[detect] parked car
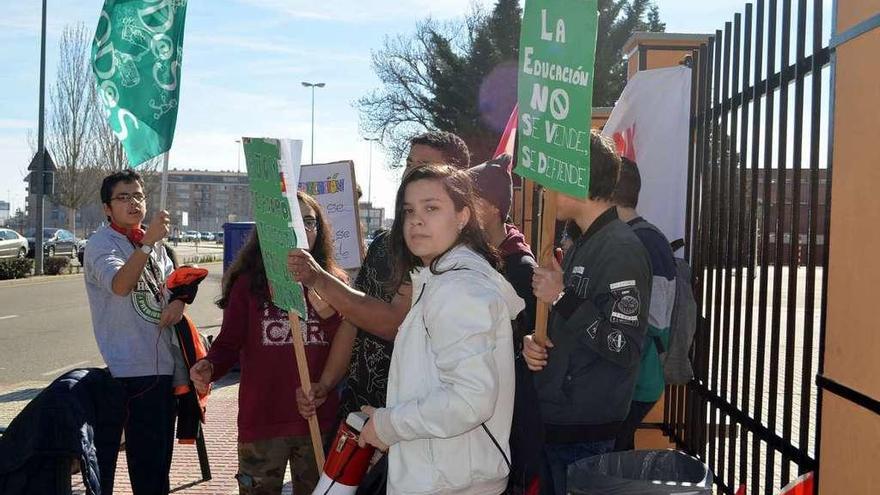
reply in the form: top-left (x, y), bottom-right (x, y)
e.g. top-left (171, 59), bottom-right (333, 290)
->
top-left (184, 230), bottom-right (201, 242)
top-left (200, 232), bottom-right (214, 241)
top-left (24, 228), bottom-right (78, 258)
top-left (0, 228), bottom-right (28, 259)
top-left (214, 232), bottom-right (224, 244)
top-left (76, 231), bottom-right (95, 266)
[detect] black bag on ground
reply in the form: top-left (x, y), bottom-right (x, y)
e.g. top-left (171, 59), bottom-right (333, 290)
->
top-left (567, 450), bottom-right (713, 495)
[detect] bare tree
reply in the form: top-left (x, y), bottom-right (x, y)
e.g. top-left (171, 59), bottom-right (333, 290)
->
top-left (46, 23), bottom-right (103, 233)
top-left (88, 82), bottom-right (161, 215)
top-left (357, 12), bottom-right (487, 166)
top-left (357, 20), bottom-right (444, 166)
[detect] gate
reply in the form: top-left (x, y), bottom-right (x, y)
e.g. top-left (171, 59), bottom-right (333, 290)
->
top-left (664, 1), bottom-right (833, 493)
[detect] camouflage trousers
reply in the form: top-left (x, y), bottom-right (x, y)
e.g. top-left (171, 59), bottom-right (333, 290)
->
top-left (237, 435), bottom-right (328, 495)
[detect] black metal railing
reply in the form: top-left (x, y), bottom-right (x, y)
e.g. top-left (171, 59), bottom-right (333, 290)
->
top-left (664, 1), bottom-right (832, 493)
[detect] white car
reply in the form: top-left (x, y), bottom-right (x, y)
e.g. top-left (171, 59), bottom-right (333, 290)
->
top-left (0, 228), bottom-right (29, 259)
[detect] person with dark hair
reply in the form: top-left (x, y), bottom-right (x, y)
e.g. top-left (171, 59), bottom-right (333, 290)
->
top-left (611, 157), bottom-right (677, 452)
top-left (355, 164), bottom-right (522, 493)
top-left (189, 192), bottom-right (354, 495)
top-left (83, 169), bottom-right (178, 494)
top-left (407, 130), bottom-right (471, 169)
top-left (522, 131), bottom-right (653, 495)
top-left (469, 155), bottom-right (543, 492)
top-left (287, 132), bottom-right (470, 424)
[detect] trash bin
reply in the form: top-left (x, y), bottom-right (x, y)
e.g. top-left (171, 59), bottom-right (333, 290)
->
top-left (222, 222), bottom-right (255, 271)
top-left (567, 450), bottom-right (713, 495)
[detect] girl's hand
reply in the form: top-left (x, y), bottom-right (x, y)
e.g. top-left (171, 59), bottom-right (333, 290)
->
top-left (357, 406), bottom-right (389, 451)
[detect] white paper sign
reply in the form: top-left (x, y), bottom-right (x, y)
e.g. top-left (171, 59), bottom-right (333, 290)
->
top-left (278, 139), bottom-right (309, 250)
top-left (298, 161), bottom-right (364, 270)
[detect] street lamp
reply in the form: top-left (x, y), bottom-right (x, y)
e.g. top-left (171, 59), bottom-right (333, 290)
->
top-left (363, 137), bottom-right (380, 204)
top-left (234, 139), bottom-right (241, 173)
top-left (301, 81), bottom-right (326, 165)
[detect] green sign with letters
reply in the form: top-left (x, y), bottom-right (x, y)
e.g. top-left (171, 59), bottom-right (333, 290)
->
top-left (514, 0), bottom-right (598, 197)
top-left (243, 138), bottom-right (306, 317)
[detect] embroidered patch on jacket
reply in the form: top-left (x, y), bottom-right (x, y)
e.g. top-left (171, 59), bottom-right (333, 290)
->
top-left (568, 274), bottom-right (589, 298)
top-left (609, 280), bottom-right (636, 290)
top-left (585, 320), bottom-right (599, 340)
top-left (610, 284), bottom-right (641, 327)
top-left (607, 329), bottom-right (627, 353)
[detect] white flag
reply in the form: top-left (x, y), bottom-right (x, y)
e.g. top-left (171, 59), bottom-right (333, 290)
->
top-left (602, 66), bottom-right (692, 250)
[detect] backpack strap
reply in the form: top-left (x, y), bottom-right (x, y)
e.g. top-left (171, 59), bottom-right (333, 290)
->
top-left (481, 423), bottom-right (512, 471)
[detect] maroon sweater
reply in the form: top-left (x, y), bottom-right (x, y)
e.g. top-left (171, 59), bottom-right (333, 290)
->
top-left (208, 274), bottom-right (341, 442)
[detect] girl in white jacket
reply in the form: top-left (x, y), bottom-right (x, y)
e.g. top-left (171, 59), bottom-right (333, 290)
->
top-left (358, 164), bottom-right (525, 494)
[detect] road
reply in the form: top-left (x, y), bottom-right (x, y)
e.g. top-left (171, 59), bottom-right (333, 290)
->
top-left (0, 263), bottom-right (225, 388)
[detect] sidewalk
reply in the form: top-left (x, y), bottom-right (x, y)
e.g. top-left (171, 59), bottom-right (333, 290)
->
top-left (0, 374), bottom-right (301, 495)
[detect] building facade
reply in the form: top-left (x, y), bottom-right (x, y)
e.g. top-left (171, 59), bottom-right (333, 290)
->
top-left (358, 201), bottom-right (385, 238)
top-left (0, 201), bottom-right (9, 225)
top-left (165, 170), bottom-right (252, 232)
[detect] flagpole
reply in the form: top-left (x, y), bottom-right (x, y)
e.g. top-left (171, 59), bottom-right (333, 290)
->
top-left (159, 152), bottom-right (170, 211)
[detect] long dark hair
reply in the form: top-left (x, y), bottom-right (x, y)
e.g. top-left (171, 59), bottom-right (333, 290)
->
top-left (217, 191), bottom-right (345, 309)
top-left (217, 230), bottom-right (268, 309)
top-left (388, 164), bottom-right (500, 291)
top-left (297, 191), bottom-right (345, 281)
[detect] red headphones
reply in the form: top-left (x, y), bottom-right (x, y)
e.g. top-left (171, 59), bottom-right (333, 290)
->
top-left (110, 223), bottom-right (146, 245)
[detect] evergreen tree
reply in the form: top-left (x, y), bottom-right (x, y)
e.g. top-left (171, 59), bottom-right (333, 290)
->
top-left (358, 0), bottom-right (663, 166)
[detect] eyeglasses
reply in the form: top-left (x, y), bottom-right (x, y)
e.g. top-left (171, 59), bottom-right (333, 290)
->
top-left (303, 217), bottom-right (318, 232)
top-left (111, 193), bottom-right (146, 204)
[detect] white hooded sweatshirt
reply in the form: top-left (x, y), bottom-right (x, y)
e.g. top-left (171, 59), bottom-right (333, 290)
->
top-left (372, 245), bottom-right (525, 494)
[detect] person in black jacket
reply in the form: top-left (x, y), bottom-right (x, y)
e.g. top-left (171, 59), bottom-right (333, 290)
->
top-left (523, 131), bottom-right (652, 495)
top-left (468, 155), bottom-right (543, 493)
top-left (0, 368), bottom-right (125, 495)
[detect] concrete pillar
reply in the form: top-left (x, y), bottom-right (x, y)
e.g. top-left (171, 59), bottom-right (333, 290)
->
top-left (623, 32), bottom-right (711, 80)
top-left (818, 1), bottom-right (880, 492)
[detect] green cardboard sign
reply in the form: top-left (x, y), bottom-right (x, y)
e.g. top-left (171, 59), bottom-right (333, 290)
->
top-left (243, 138), bottom-right (306, 317)
top-left (514, 0), bottom-right (598, 198)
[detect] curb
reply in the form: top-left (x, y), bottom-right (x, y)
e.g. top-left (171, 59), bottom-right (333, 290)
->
top-left (0, 272), bottom-right (84, 288)
top-left (0, 261), bottom-right (223, 289)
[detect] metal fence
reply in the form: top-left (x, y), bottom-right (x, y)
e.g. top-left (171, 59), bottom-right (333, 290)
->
top-left (663, 0), bottom-right (832, 493)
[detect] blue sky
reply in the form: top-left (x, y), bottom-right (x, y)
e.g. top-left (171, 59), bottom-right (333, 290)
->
top-left (0, 0), bottom-right (830, 217)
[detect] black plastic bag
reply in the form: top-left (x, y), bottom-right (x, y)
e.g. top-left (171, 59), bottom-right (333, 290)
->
top-left (567, 450), bottom-right (713, 494)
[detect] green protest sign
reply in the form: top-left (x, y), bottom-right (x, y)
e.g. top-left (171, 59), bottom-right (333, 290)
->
top-left (513, 0), bottom-right (598, 198)
top-left (91, 0), bottom-right (188, 167)
top-left (243, 138), bottom-right (307, 317)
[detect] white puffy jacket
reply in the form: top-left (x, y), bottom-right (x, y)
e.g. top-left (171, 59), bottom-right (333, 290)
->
top-left (372, 245), bottom-right (525, 494)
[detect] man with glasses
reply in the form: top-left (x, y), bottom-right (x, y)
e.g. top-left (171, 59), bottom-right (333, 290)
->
top-left (84, 169), bottom-right (179, 494)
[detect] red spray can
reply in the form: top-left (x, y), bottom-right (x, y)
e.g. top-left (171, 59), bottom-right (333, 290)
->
top-left (312, 412), bottom-right (376, 494)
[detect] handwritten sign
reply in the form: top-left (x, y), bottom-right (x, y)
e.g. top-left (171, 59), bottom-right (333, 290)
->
top-left (514, 0), bottom-right (598, 197)
top-left (298, 161), bottom-right (364, 270)
top-left (242, 137), bottom-right (307, 317)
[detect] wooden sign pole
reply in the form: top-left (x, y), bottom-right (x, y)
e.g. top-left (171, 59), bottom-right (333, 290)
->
top-left (288, 312), bottom-right (326, 476)
top-left (533, 188), bottom-right (557, 347)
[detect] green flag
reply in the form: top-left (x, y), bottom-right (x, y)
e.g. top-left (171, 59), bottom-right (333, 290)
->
top-left (243, 138), bottom-right (308, 318)
top-left (91, 0), bottom-right (188, 167)
top-left (514, 0), bottom-right (598, 197)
